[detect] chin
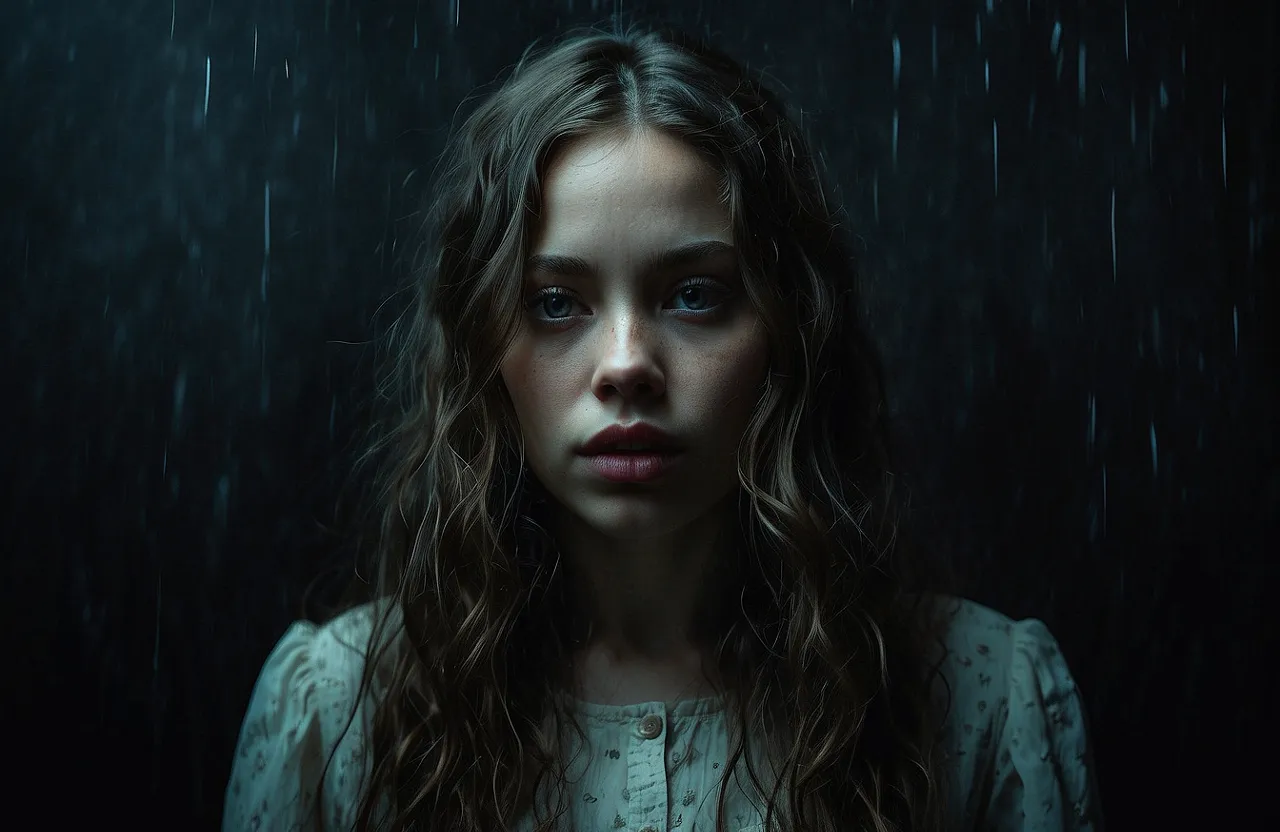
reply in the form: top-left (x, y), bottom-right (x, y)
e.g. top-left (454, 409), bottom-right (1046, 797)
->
top-left (586, 489), bottom-right (730, 539)
top-left (582, 500), bottom-right (690, 533)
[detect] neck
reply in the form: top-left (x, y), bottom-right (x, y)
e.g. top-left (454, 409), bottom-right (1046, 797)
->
top-left (553, 494), bottom-right (738, 661)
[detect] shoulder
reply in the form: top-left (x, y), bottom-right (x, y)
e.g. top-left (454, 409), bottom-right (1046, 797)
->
top-left (223, 600), bottom-right (399, 831)
top-left (933, 595), bottom-right (1077, 716)
top-left (253, 600), bottom-right (395, 725)
top-left (929, 595), bottom-right (1104, 830)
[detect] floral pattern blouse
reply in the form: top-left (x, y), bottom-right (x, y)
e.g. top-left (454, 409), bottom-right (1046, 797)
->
top-left (223, 596), bottom-right (1103, 831)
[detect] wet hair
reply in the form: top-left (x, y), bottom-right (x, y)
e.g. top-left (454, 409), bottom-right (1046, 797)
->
top-left (315, 22), bottom-right (958, 832)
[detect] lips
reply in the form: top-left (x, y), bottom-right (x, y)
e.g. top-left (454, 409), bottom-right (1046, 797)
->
top-left (582, 449), bottom-right (685, 483)
top-left (596, 444), bottom-right (677, 453)
top-left (577, 422), bottom-right (683, 456)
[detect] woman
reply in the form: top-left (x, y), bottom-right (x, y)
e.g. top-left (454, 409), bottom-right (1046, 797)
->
top-left (224, 24), bottom-right (1102, 832)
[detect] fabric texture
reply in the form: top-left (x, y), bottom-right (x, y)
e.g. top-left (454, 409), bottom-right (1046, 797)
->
top-left (223, 596), bottom-right (1102, 831)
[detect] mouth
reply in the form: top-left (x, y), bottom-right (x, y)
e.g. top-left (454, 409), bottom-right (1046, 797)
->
top-left (577, 422), bottom-right (685, 456)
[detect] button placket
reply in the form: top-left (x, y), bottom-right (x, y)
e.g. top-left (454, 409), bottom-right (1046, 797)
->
top-left (625, 706), bottom-right (671, 832)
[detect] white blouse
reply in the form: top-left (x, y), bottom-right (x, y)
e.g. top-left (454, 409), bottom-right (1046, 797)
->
top-left (224, 596), bottom-right (1102, 831)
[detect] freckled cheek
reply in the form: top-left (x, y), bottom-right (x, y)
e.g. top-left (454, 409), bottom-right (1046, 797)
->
top-left (693, 337), bottom-right (769, 438)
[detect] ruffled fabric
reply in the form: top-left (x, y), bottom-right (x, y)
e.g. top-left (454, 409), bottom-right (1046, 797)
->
top-left (982, 617), bottom-right (1104, 830)
top-left (223, 608), bottom-right (381, 831)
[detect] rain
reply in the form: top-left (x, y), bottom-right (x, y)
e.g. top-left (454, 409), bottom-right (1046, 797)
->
top-left (1, 1), bottom-right (1271, 829)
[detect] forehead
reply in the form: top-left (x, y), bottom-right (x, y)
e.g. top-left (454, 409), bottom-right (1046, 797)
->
top-left (530, 129), bottom-right (731, 256)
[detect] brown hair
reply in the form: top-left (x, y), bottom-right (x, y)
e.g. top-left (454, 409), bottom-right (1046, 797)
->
top-left (315, 22), bottom-right (959, 832)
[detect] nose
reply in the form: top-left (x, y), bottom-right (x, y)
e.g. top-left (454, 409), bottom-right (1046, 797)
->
top-left (590, 318), bottom-right (667, 402)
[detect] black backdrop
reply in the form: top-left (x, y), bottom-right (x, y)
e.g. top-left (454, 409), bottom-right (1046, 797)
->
top-left (2, 0), bottom-right (1276, 828)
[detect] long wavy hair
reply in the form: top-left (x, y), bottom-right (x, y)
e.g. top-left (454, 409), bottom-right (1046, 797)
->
top-left (313, 22), bottom-right (960, 832)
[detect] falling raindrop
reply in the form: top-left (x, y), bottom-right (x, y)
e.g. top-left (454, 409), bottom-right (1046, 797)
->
top-left (975, 14), bottom-right (982, 46)
top-left (1102, 466), bottom-right (1108, 536)
top-left (892, 110), bottom-right (899, 170)
top-left (1078, 43), bottom-right (1087, 106)
top-left (1222, 84), bottom-right (1228, 188)
top-left (1110, 188), bottom-right (1117, 281)
top-left (1050, 21), bottom-right (1062, 55)
top-left (1123, 1), bottom-right (1129, 62)
top-left (262, 181), bottom-right (271, 300)
top-left (203, 57), bottom-right (211, 120)
top-left (1087, 394), bottom-right (1097, 449)
top-left (1233, 306), bottom-right (1239, 355)
top-left (992, 119), bottom-right (999, 196)
top-left (252, 27), bottom-right (258, 76)
top-left (892, 35), bottom-right (901, 91)
top-left (984, 60), bottom-right (989, 93)
top-left (332, 130), bottom-right (339, 189)
top-left (172, 370), bottom-right (188, 433)
top-left (1149, 422), bottom-right (1159, 478)
top-left (872, 169), bottom-right (880, 225)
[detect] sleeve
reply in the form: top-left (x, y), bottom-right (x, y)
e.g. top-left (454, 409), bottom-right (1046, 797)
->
top-left (981, 619), bottom-right (1104, 832)
top-left (222, 620), bottom-right (370, 832)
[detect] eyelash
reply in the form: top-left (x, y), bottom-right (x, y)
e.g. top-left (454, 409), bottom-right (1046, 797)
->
top-left (525, 277), bottom-right (731, 324)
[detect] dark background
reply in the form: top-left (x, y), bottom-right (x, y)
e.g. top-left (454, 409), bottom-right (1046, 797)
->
top-left (2, 0), bottom-right (1275, 828)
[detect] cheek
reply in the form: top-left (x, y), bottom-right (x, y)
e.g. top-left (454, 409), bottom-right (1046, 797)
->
top-left (698, 330), bottom-right (769, 422)
top-left (500, 348), bottom-right (573, 448)
top-left (499, 349), bottom-right (538, 433)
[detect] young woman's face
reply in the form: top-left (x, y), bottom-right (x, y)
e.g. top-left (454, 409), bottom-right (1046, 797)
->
top-left (500, 128), bottom-right (769, 545)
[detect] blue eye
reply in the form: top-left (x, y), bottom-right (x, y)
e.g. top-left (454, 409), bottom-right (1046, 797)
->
top-left (534, 292), bottom-right (577, 320)
top-left (526, 277), bottom-right (730, 323)
top-left (673, 283), bottom-right (717, 311)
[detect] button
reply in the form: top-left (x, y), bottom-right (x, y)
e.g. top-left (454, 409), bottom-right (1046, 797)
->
top-left (638, 714), bottom-right (663, 739)
top-left (640, 827), bottom-right (658, 832)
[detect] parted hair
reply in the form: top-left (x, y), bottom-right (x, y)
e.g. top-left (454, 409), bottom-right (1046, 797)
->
top-left (314, 22), bottom-right (958, 832)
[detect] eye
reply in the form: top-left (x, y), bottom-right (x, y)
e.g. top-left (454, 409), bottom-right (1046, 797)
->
top-left (525, 277), bottom-right (732, 323)
top-left (531, 290), bottom-right (577, 320)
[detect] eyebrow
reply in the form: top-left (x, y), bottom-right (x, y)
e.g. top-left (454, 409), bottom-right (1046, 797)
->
top-left (524, 239), bottom-right (737, 278)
